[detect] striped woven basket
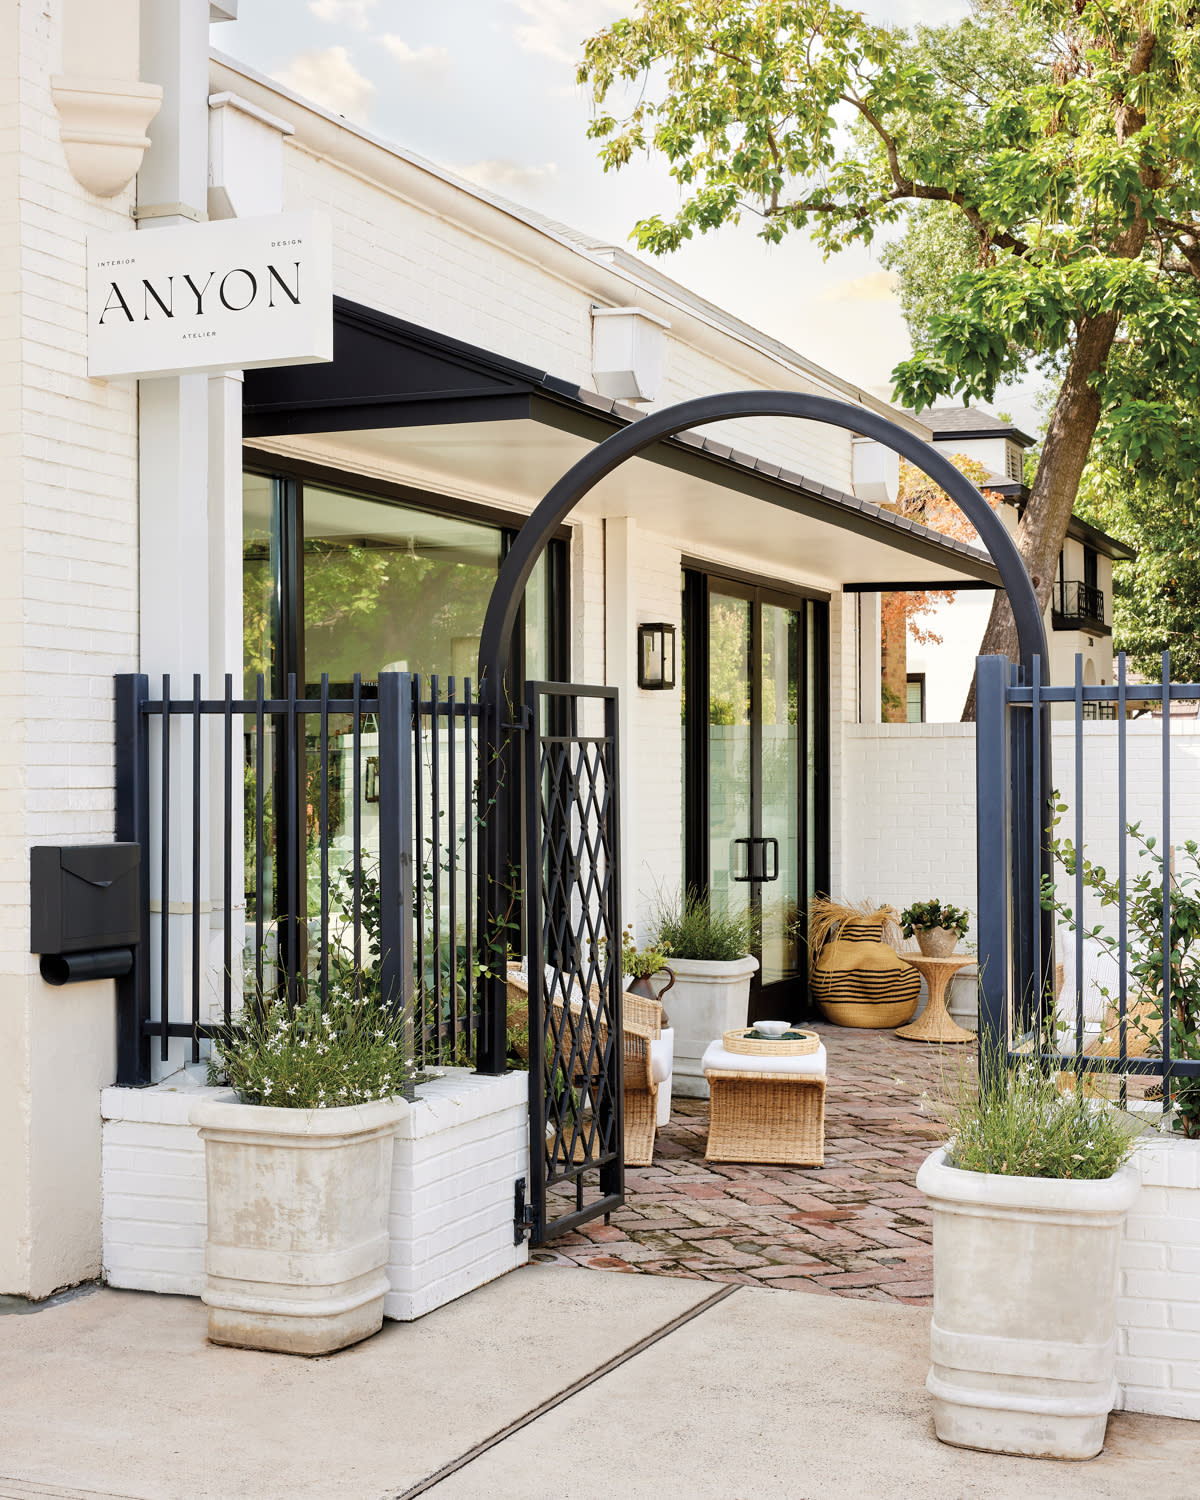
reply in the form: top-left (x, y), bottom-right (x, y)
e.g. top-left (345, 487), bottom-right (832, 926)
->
top-left (810, 915), bottom-right (921, 1028)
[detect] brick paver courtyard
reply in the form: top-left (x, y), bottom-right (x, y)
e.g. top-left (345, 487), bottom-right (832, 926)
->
top-left (534, 1021), bottom-right (975, 1305)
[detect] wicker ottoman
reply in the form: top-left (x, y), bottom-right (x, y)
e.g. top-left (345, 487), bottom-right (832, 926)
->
top-left (701, 1038), bottom-right (827, 1167)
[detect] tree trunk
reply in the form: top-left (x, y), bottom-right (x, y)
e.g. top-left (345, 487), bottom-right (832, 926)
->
top-left (959, 311), bottom-right (1121, 721)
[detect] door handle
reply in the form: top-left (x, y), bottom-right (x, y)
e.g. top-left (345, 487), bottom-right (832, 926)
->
top-left (731, 837), bottom-right (779, 883)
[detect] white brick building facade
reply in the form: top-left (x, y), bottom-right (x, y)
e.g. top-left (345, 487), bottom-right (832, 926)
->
top-left (6, 10), bottom-right (1196, 1432)
top-left (0, 0), bottom-right (141, 1299)
top-left (0, 6), bottom-right (1074, 1303)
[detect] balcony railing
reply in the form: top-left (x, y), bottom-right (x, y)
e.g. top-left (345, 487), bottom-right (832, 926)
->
top-left (1052, 579), bottom-right (1106, 630)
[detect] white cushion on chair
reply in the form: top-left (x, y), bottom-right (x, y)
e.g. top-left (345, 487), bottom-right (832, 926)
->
top-left (650, 1030), bottom-right (674, 1085)
top-left (701, 1039), bottom-right (827, 1077)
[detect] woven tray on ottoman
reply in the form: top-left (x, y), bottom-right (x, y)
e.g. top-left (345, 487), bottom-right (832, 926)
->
top-left (701, 1037), bottom-right (827, 1167)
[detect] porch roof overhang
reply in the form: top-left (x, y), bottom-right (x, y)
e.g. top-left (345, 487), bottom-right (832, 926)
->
top-left (243, 299), bottom-right (1001, 592)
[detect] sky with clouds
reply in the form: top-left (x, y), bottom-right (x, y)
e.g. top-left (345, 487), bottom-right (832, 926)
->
top-left (211, 0), bottom-right (1041, 427)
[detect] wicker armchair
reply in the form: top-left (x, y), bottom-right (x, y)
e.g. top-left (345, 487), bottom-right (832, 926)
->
top-left (621, 991), bottom-right (664, 1167)
top-left (506, 964), bottom-right (663, 1166)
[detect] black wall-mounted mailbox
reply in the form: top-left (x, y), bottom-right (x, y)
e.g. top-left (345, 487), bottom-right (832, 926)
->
top-left (31, 844), bottom-right (141, 985)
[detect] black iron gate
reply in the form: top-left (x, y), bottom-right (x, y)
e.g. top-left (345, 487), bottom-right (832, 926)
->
top-left (520, 680), bottom-right (624, 1244)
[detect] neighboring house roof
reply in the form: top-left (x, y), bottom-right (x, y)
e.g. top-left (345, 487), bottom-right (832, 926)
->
top-left (970, 470), bottom-right (1135, 562)
top-left (1067, 512), bottom-right (1137, 563)
top-left (907, 404), bottom-right (1038, 449)
top-left (904, 406), bottom-right (1136, 563)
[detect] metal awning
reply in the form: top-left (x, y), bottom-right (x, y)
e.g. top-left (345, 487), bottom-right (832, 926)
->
top-left (243, 298), bottom-right (1001, 592)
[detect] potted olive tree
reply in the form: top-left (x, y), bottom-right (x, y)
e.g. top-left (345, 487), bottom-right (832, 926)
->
top-left (917, 1051), bottom-right (1142, 1460)
top-left (648, 890), bottom-right (757, 1098)
top-left (193, 983), bottom-right (411, 1357)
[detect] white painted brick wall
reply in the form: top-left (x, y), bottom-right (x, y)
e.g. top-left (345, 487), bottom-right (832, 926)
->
top-left (101, 1078), bottom-right (214, 1297)
top-left (1, 0), bottom-right (140, 1297)
top-left (1116, 1137), bottom-right (1200, 1420)
top-left (841, 720), bottom-right (1200, 1023)
top-left (844, 721), bottom-right (1200, 927)
top-left (264, 81), bottom-right (861, 494)
top-left (386, 1069), bottom-right (528, 1321)
top-left (101, 1070), bottom-right (529, 1320)
top-left (625, 527), bottom-right (684, 933)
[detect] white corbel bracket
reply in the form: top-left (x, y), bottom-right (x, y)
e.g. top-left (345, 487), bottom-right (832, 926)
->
top-left (51, 76), bottom-right (163, 198)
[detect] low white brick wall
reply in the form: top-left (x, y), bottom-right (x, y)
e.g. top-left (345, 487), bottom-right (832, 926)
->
top-left (385, 1069), bottom-right (528, 1321)
top-left (1116, 1136), bottom-right (1200, 1420)
top-left (101, 1069), bottom-right (529, 1319)
top-left (101, 1075), bottom-right (211, 1296)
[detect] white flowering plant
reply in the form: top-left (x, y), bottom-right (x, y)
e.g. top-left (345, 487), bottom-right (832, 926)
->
top-left (207, 981), bottom-right (412, 1109)
top-left (934, 1040), bottom-right (1142, 1181)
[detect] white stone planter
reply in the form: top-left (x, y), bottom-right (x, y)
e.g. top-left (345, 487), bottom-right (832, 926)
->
top-left (917, 1145), bottom-right (1141, 1459)
top-left (193, 1095), bottom-right (409, 1356)
top-left (947, 973), bottom-right (979, 1031)
top-left (668, 955), bottom-right (758, 1099)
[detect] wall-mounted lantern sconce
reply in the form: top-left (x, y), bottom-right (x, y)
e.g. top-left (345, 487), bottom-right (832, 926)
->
top-left (637, 622), bottom-right (676, 691)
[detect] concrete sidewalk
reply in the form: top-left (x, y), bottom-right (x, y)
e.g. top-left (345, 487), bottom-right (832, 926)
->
top-left (1, 1266), bottom-right (1194, 1500)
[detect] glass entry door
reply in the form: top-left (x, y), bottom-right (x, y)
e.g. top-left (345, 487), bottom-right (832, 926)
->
top-left (685, 573), bottom-right (828, 1021)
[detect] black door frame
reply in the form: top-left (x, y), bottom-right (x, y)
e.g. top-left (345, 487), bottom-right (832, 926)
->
top-left (682, 567), bottom-right (830, 1017)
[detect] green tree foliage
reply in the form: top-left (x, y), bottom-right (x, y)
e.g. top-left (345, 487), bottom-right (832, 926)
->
top-left (1075, 460), bottom-right (1200, 682)
top-left (580, 0), bottom-right (1200, 705)
top-left (878, 204), bottom-right (978, 354)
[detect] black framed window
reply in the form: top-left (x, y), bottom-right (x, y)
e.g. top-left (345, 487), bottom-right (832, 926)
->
top-left (1083, 544), bottom-right (1099, 595)
top-left (906, 673), bottom-right (926, 724)
top-left (242, 458), bottom-right (569, 695)
top-left (240, 456), bottom-right (570, 955)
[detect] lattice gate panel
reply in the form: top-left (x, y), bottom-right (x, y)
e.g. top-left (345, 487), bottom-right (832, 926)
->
top-left (523, 681), bottom-right (623, 1244)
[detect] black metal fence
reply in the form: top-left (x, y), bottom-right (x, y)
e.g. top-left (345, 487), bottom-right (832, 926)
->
top-left (976, 650), bottom-right (1200, 1115)
top-left (115, 671), bottom-right (480, 1086)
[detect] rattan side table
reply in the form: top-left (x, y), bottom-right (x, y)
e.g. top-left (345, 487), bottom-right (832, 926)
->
top-left (894, 953), bottom-right (976, 1044)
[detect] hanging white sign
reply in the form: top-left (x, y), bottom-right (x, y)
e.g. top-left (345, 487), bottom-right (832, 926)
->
top-left (87, 210), bottom-right (333, 379)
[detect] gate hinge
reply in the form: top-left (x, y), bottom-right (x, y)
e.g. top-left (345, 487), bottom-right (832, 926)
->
top-left (514, 1176), bottom-right (536, 1244)
top-left (502, 706), bottom-right (533, 733)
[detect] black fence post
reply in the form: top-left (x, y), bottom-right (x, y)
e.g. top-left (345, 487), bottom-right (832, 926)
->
top-left (476, 677), bottom-right (511, 1075)
top-left (975, 655), bottom-right (1011, 1084)
top-left (378, 672), bottom-right (416, 1097)
top-left (115, 673), bottom-right (151, 1086)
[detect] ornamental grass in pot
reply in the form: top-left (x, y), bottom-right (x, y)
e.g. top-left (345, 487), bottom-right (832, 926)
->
top-left (917, 1048), bottom-right (1142, 1460)
top-left (648, 890), bottom-right (757, 1098)
top-left (194, 984), bottom-right (412, 1356)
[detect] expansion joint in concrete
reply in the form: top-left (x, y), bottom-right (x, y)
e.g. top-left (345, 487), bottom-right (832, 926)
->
top-left (386, 1282), bottom-right (739, 1499)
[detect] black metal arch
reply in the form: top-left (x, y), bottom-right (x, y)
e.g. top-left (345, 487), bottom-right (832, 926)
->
top-left (478, 391), bottom-right (1048, 686)
top-left (475, 392), bottom-right (1048, 1075)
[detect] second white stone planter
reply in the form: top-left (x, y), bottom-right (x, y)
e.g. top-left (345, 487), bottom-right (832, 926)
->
top-left (668, 954), bottom-right (759, 1098)
top-left (917, 1145), bottom-right (1140, 1460)
top-left (193, 1095), bottom-right (409, 1356)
